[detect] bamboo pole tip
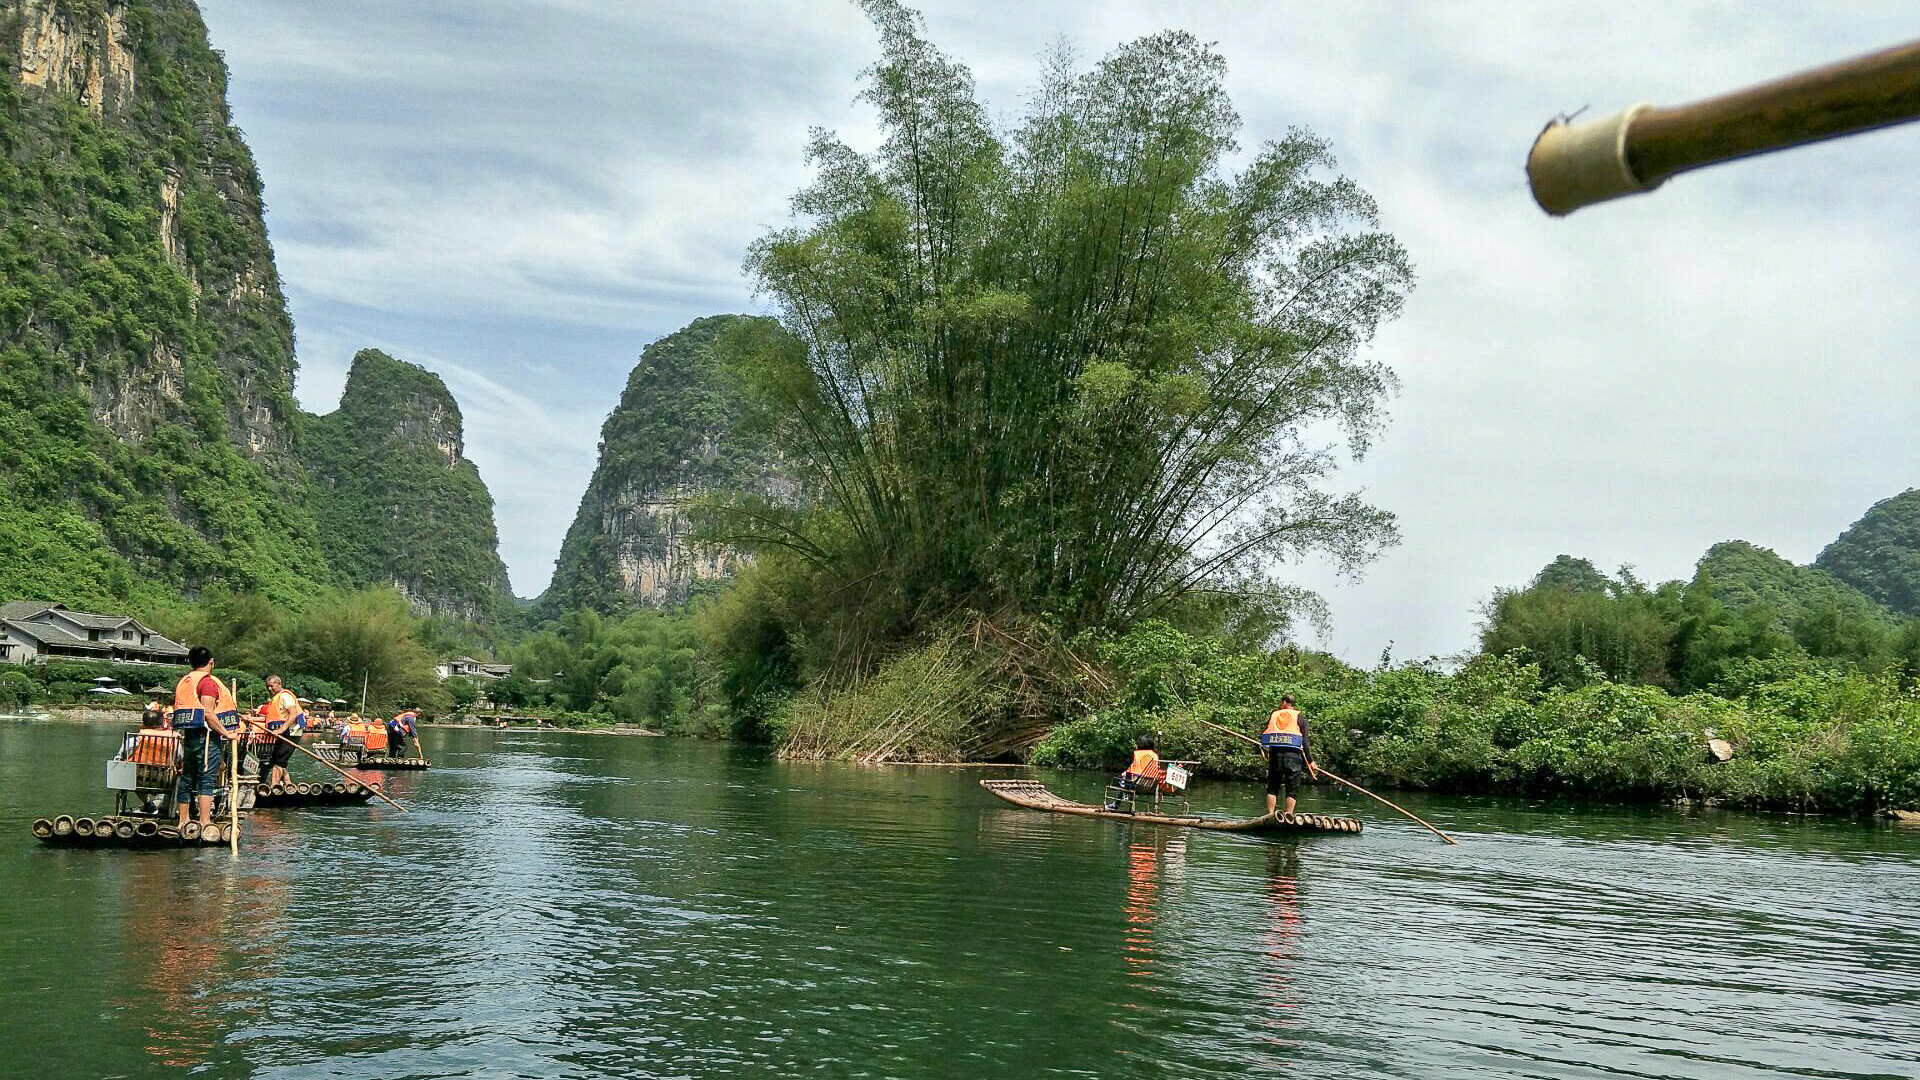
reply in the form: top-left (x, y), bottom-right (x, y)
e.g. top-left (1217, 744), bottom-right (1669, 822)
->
top-left (1527, 103), bottom-right (1657, 215)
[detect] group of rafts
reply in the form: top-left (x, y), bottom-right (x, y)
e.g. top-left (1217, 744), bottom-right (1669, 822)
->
top-left (30, 698), bottom-right (429, 850)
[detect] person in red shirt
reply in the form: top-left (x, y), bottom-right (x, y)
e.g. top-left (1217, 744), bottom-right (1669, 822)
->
top-left (171, 646), bottom-right (238, 830)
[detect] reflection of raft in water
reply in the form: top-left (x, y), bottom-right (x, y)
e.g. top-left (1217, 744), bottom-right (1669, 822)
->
top-left (981, 780), bottom-right (1362, 836)
top-left (31, 815), bottom-right (238, 847)
top-left (251, 782), bottom-right (379, 808)
top-left (311, 744), bottom-right (430, 770)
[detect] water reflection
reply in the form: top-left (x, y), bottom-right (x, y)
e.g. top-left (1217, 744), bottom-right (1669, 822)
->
top-left (6, 727), bottom-right (1919, 1080)
top-left (1120, 832), bottom-right (1186, 990)
top-left (1257, 844), bottom-right (1303, 1048)
top-left (119, 854), bottom-right (239, 1070)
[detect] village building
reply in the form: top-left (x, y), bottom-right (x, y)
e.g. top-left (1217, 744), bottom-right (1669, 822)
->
top-left (0, 602), bottom-right (190, 666)
top-left (433, 656), bottom-right (513, 681)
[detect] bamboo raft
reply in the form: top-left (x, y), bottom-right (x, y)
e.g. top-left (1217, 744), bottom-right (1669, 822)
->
top-left (311, 744), bottom-right (430, 770)
top-left (251, 781), bottom-right (378, 808)
top-left (30, 814), bottom-right (239, 848)
top-left (980, 780), bottom-right (1362, 835)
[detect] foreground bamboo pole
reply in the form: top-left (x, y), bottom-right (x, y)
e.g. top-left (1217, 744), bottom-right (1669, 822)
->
top-left (228, 730), bottom-right (239, 853)
top-left (265, 729), bottom-right (408, 812)
top-left (1192, 715), bottom-right (1458, 845)
top-left (1529, 39), bottom-right (1920, 215)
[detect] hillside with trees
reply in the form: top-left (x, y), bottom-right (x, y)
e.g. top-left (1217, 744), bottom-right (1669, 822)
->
top-left (0, 1), bottom-right (515, 636)
top-left (303, 349), bottom-right (514, 623)
top-left (1817, 488), bottom-right (1920, 617)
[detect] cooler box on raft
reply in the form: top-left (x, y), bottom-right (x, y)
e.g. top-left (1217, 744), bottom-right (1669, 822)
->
top-left (110, 730), bottom-right (181, 792)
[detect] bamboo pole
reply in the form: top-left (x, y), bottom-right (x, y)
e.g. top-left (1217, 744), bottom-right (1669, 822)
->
top-left (264, 728), bottom-right (408, 812)
top-left (1529, 39), bottom-right (1920, 215)
top-left (1191, 715), bottom-right (1458, 845)
top-left (228, 729), bottom-right (239, 853)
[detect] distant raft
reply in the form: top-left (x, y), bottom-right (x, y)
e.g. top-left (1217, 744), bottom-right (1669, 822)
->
top-left (31, 815), bottom-right (238, 848)
top-left (311, 744), bottom-right (430, 770)
top-left (251, 782), bottom-right (378, 808)
top-left (980, 779), bottom-right (1362, 836)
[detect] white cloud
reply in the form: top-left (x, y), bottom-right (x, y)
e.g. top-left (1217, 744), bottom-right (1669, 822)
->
top-left (205, 1), bottom-right (1920, 651)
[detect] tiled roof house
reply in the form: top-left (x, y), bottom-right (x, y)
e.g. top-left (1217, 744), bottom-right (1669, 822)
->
top-left (0, 602), bottom-right (190, 666)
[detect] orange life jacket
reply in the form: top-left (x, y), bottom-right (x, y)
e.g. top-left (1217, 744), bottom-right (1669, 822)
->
top-left (172, 670), bottom-right (237, 729)
top-left (347, 720), bottom-right (390, 752)
top-left (258, 689), bottom-right (304, 742)
top-left (1262, 708), bottom-right (1304, 751)
top-left (1126, 748), bottom-right (1162, 781)
top-left (130, 729), bottom-right (181, 766)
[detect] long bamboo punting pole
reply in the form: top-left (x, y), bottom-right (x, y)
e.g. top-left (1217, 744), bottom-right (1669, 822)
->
top-left (264, 729), bottom-right (408, 812)
top-left (1192, 715), bottom-right (1458, 845)
top-left (1529, 39), bottom-right (1920, 215)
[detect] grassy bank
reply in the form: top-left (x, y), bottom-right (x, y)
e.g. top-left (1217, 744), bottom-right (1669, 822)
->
top-left (1030, 622), bottom-right (1920, 816)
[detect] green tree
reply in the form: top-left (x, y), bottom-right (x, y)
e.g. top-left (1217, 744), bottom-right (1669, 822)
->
top-left (0, 670), bottom-right (36, 709)
top-left (1530, 555), bottom-right (1611, 593)
top-left (270, 588), bottom-right (443, 712)
top-left (715, 0), bottom-right (1410, 651)
top-left (150, 584), bottom-right (284, 671)
top-left (491, 673), bottom-right (534, 710)
top-left (1480, 562), bottom-right (1674, 688)
top-left (444, 676), bottom-right (480, 714)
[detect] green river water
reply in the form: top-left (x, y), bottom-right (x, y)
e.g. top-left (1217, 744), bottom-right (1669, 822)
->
top-left (1, 720), bottom-right (1915, 1079)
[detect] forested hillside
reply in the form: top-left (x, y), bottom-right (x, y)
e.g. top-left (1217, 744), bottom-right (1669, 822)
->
top-left (1818, 489), bottom-right (1920, 617)
top-left (303, 349), bottom-right (513, 622)
top-left (0, 0), bottom-right (514, 622)
top-left (0, 0), bottom-right (327, 607)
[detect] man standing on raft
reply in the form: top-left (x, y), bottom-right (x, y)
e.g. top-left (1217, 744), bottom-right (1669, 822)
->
top-left (171, 646), bottom-right (239, 832)
top-left (257, 675), bottom-right (306, 790)
top-left (1260, 695), bottom-right (1319, 817)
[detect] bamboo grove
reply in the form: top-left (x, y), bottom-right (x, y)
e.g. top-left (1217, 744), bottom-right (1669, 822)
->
top-left (709, 0), bottom-right (1413, 688)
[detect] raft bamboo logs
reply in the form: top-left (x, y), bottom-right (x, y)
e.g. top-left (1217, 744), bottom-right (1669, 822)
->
top-left (31, 816), bottom-right (233, 846)
top-left (52, 815), bottom-right (74, 836)
top-left (1528, 39), bottom-right (1920, 215)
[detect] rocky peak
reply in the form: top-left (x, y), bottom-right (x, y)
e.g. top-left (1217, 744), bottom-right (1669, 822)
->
top-left (334, 349), bottom-right (465, 465)
top-left (538, 314), bottom-right (794, 619)
top-left (302, 348), bottom-right (513, 623)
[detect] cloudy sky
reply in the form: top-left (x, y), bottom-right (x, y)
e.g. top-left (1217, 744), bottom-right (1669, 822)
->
top-left (197, 0), bottom-right (1920, 661)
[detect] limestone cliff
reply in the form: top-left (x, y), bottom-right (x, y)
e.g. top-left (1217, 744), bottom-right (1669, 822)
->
top-left (0, 0), bottom-right (322, 606)
top-left (303, 350), bottom-right (514, 623)
top-left (538, 315), bottom-right (791, 619)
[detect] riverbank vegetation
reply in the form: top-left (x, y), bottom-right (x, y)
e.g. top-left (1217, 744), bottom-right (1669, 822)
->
top-left (1032, 619), bottom-right (1920, 816)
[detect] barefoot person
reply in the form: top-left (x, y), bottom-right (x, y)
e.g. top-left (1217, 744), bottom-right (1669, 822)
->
top-left (171, 647), bottom-right (238, 831)
top-left (1260, 695), bottom-right (1319, 816)
top-left (257, 675), bottom-right (305, 790)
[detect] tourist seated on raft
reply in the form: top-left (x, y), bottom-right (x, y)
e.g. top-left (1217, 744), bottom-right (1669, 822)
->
top-left (1105, 735), bottom-right (1164, 810)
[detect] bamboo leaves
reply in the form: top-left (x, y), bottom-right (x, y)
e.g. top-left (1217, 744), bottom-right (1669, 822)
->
top-left (723, 0), bottom-right (1412, 644)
